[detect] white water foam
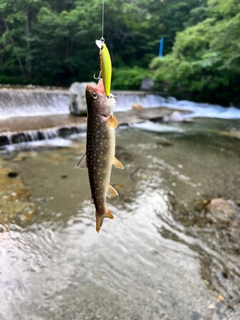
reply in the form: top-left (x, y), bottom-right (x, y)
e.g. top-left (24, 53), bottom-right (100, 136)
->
top-left (0, 89), bottom-right (69, 119)
top-left (131, 121), bottom-right (185, 132)
top-left (3, 137), bottom-right (73, 152)
top-left (115, 94), bottom-right (240, 119)
top-left (0, 88), bottom-right (239, 120)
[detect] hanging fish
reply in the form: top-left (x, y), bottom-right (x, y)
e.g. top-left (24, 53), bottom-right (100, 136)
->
top-left (77, 79), bottom-right (123, 232)
top-left (96, 38), bottom-right (112, 97)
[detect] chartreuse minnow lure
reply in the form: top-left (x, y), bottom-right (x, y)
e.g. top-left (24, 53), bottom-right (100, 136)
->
top-left (95, 38), bottom-right (112, 97)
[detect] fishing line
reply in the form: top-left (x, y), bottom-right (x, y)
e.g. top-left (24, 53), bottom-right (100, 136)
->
top-left (94, 0), bottom-right (105, 79)
top-left (101, 0), bottom-right (105, 42)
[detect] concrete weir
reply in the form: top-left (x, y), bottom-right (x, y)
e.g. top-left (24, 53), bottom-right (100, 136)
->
top-left (0, 86), bottom-right (191, 146)
top-left (0, 107), bottom-right (192, 147)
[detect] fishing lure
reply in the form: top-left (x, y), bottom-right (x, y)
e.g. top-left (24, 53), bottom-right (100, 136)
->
top-left (95, 38), bottom-right (112, 97)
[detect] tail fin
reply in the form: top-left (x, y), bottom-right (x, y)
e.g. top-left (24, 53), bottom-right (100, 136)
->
top-left (96, 208), bottom-right (114, 233)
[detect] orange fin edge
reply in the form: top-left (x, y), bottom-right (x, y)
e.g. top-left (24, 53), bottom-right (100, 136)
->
top-left (107, 115), bottom-right (118, 128)
top-left (113, 157), bottom-right (124, 170)
top-left (96, 209), bottom-right (114, 233)
top-left (107, 184), bottom-right (118, 198)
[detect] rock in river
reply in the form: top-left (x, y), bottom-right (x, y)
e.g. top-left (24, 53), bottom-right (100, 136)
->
top-left (69, 81), bottom-right (96, 116)
top-left (0, 167), bottom-right (35, 224)
top-left (204, 198), bottom-right (238, 222)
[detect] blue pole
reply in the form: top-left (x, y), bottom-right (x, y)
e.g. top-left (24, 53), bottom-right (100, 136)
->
top-left (159, 37), bottom-right (164, 57)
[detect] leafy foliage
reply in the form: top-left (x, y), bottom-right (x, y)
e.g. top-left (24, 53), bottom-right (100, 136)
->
top-left (0, 0), bottom-right (239, 104)
top-left (112, 66), bottom-right (150, 90)
top-left (151, 0), bottom-right (240, 105)
top-left (0, 0), bottom-right (208, 85)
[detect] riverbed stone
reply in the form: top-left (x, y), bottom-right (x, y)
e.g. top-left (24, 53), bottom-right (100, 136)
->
top-left (0, 167), bottom-right (35, 223)
top-left (204, 198), bottom-right (237, 222)
top-left (69, 82), bottom-right (96, 116)
top-left (0, 135), bottom-right (10, 146)
top-left (132, 103), bottom-right (144, 110)
top-left (163, 111), bottom-right (185, 122)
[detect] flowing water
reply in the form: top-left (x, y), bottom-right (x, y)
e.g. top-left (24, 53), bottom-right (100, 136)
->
top-left (0, 87), bottom-right (240, 319)
top-left (0, 86), bottom-right (69, 119)
top-left (0, 86), bottom-right (240, 120)
top-left (0, 115), bottom-right (240, 319)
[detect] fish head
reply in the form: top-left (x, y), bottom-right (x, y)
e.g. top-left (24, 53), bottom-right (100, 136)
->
top-left (85, 79), bottom-right (116, 119)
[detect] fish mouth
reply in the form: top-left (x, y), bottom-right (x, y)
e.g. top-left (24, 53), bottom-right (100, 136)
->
top-left (86, 84), bottom-right (104, 97)
top-left (86, 79), bottom-right (116, 100)
top-left (86, 80), bottom-right (117, 118)
top-left (86, 84), bottom-right (101, 94)
top-left (87, 79), bottom-right (105, 95)
top-left (86, 82), bottom-right (116, 105)
top-left (96, 79), bottom-right (105, 94)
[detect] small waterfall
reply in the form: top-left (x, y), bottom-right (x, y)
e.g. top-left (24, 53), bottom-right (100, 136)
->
top-left (115, 92), bottom-right (240, 119)
top-left (0, 126), bottom-right (86, 148)
top-left (114, 92), bottom-right (167, 111)
top-left (0, 86), bottom-right (70, 119)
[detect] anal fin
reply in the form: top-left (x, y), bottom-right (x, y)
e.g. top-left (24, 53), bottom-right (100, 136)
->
top-left (113, 157), bottom-right (124, 170)
top-left (107, 184), bottom-right (118, 198)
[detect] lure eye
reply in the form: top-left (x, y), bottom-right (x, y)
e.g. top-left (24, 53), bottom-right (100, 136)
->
top-left (91, 91), bottom-right (98, 99)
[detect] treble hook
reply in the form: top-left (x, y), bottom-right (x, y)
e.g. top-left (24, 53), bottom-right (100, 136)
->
top-left (93, 71), bottom-right (102, 80)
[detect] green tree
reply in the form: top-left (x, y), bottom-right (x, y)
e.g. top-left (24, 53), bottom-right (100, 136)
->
top-left (0, 0), bottom-right (45, 80)
top-left (151, 0), bottom-right (240, 104)
top-left (0, 0), bottom-right (214, 88)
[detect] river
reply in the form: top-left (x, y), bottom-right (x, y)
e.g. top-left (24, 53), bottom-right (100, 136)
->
top-left (0, 88), bottom-right (240, 319)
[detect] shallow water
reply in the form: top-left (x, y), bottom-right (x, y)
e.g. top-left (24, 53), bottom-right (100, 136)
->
top-left (0, 118), bottom-right (240, 320)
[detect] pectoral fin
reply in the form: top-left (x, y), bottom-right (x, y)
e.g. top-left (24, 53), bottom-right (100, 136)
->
top-left (113, 157), bottom-right (124, 170)
top-left (107, 184), bottom-right (119, 198)
top-left (107, 115), bottom-right (118, 128)
top-left (76, 154), bottom-right (87, 168)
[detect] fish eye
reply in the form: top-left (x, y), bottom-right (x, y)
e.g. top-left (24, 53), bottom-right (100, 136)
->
top-left (91, 91), bottom-right (98, 99)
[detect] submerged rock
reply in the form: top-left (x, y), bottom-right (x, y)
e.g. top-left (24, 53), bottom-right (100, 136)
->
top-left (13, 153), bottom-right (27, 162)
top-left (0, 167), bottom-right (35, 224)
top-left (164, 111), bottom-right (185, 122)
top-left (69, 82), bottom-right (96, 116)
top-left (7, 172), bottom-right (18, 178)
top-left (156, 140), bottom-right (173, 147)
top-left (132, 103), bottom-right (144, 111)
top-left (204, 198), bottom-right (238, 222)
